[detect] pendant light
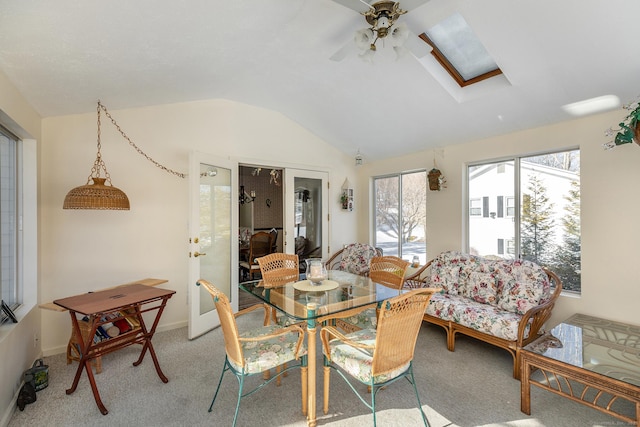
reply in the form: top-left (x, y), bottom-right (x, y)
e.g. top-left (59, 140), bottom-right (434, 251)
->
top-left (63, 101), bottom-right (130, 210)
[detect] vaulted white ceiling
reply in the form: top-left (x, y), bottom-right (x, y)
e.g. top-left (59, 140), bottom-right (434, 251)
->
top-left (1, 0), bottom-right (639, 161)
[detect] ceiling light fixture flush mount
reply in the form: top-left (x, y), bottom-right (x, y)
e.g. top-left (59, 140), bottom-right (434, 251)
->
top-left (63, 101), bottom-right (130, 210)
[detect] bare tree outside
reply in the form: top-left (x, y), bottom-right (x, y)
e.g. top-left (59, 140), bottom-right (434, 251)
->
top-left (374, 171), bottom-right (427, 261)
top-left (402, 172), bottom-right (427, 243)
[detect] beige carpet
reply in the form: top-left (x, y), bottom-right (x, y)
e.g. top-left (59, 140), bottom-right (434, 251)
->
top-left (8, 310), bottom-right (635, 427)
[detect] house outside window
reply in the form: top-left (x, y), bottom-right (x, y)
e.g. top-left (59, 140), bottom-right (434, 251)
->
top-left (505, 196), bottom-right (515, 217)
top-left (467, 149), bottom-right (581, 292)
top-left (373, 171), bottom-right (427, 265)
top-left (469, 198), bottom-right (482, 216)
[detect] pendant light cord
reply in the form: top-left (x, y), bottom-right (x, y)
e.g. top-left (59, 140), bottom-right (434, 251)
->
top-left (98, 101), bottom-right (186, 179)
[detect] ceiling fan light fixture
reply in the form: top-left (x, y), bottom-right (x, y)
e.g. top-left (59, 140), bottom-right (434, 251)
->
top-left (375, 15), bottom-right (391, 34)
top-left (390, 22), bottom-right (409, 45)
top-left (355, 28), bottom-right (375, 51)
top-left (359, 48), bottom-right (376, 62)
top-left (355, 1), bottom-right (409, 60)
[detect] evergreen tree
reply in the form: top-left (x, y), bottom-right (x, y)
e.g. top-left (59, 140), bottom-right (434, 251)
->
top-left (552, 179), bottom-right (581, 291)
top-left (521, 174), bottom-right (556, 265)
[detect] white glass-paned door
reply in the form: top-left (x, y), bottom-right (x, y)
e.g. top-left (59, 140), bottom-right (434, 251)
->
top-left (284, 169), bottom-right (328, 263)
top-left (188, 152), bottom-right (238, 339)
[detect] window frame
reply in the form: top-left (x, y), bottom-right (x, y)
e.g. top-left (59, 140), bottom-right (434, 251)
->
top-left (466, 148), bottom-right (580, 293)
top-left (0, 125), bottom-right (21, 314)
top-left (372, 170), bottom-right (427, 264)
top-left (419, 33), bottom-right (503, 87)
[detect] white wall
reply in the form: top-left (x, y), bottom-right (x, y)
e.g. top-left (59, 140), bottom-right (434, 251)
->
top-left (358, 110), bottom-right (640, 328)
top-left (0, 70), bottom-right (41, 427)
top-left (39, 99), bottom-right (358, 354)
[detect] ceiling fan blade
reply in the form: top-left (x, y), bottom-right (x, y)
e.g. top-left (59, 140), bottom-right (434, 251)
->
top-left (330, 0), bottom-right (375, 14)
top-left (396, 0), bottom-right (430, 12)
top-left (405, 29), bottom-right (432, 58)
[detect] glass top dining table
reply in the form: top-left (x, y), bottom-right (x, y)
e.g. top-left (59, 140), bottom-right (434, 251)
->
top-left (240, 269), bottom-right (402, 322)
top-left (239, 269), bottom-right (403, 427)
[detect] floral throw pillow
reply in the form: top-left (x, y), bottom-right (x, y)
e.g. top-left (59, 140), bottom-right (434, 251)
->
top-left (337, 243), bottom-right (377, 275)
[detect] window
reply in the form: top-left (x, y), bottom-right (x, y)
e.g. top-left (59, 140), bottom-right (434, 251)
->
top-left (505, 196), bottom-right (515, 217)
top-left (467, 149), bottom-right (581, 292)
top-left (469, 198), bottom-right (482, 216)
top-left (373, 171), bottom-right (427, 264)
top-left (420, 13), bottom-right (503, 87)
top-left (0, 126), bottom-right (20, 312)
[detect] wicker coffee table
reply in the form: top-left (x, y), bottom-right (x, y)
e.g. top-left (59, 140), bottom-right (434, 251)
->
top-left (520, 313), bottom-right (640, 426)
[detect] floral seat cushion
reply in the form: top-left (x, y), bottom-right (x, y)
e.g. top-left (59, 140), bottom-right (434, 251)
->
top-left (324, 329), bottom-right (410, 384)
top-left (337, 308), bottom-right (377, 331)
top-left (427, 294), bottom-right (530, 341)
top-left (336, 243), bottom-right (378, 275)
top-left (229, 325), bottom-right (307, 374)
top-left (425, 293), bottom-right (457, 321)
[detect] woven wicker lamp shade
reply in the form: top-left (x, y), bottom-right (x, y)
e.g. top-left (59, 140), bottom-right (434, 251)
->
top-left (63, 100), bottom-right (186, 210)
top-left (63, 101), bottom-right (130, 211)
top-left (63, 177), bottom-right (130, 210)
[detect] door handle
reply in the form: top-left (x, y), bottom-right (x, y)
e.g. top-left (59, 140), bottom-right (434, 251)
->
top-left (194, 251), bottom-right (207, 257)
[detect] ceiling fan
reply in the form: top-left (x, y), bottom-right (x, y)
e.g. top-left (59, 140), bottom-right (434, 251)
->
top-left (330, 0), bottom-right (433, 62)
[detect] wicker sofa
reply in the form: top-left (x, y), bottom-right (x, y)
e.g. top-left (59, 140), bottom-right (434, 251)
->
top-left (325, 243), bottom-right (382, 276)
top-left (420, 251), bottom-right (562, 378)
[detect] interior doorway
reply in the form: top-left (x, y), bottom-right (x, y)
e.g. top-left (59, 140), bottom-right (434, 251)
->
top-left (238, 165), bottom-right (284, 276)
top-left (237, 164), bottom-right (328, 290)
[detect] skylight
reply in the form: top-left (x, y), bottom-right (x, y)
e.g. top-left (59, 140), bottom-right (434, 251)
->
top-left (419, 13), bottom-right (502, 87)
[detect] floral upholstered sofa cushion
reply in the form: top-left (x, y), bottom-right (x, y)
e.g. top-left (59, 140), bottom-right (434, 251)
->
top-left (426, 251), bottom-right (551, 341)
top-left (336, 243), bottom-right (378, 275)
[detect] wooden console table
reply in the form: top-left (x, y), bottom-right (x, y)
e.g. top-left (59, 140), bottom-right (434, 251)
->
top-left (53, 283), bottom-right (175, 415)
top-left (521, 313), bottom-right (640, 426)
top-left (41, 278), bottom-right (167, 373)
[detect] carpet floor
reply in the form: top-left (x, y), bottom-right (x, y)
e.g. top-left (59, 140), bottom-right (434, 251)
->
top-left (8, 309), bottom-right (635, 427)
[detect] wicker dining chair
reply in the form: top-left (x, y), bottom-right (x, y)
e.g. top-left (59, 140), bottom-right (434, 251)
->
top-left (257, 253), bottom-right (300, 288)
top-left (257, 252), bottom-right (300, 324)
top-left (239, 231), bottom-right (274, 281)
top-left (369, 256), bottom-right (411, 290)
top-left (196, 279), bottom-right (308, 426)
top-left (255, 253), bottom-right (302, 383)
top-left (335, 256), bottom-right (410, 333)
top-left (320, 288), bottom-right (439, 426)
